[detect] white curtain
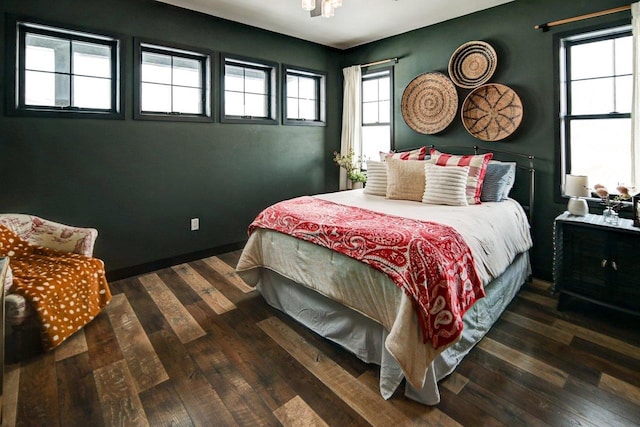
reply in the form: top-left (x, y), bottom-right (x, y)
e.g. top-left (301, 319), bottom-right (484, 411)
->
top-left (339, 65), bottom-right (362, 190)
top-left (633, 2), bottom-right (640, 187)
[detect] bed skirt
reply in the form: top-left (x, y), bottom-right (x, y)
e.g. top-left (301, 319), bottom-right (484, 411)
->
top-left (256, 251), bottom-right (531, 405)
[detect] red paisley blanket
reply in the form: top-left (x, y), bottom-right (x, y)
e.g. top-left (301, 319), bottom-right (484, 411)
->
top-left (248, 196), bottom-right (485, 349)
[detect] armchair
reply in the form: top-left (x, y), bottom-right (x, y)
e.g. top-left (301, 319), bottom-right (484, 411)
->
top-left (0, 214), bottom-right (104, 359)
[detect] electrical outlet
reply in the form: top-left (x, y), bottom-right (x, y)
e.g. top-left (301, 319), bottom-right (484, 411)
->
top-left (190, 218), bottom-right (199, 231)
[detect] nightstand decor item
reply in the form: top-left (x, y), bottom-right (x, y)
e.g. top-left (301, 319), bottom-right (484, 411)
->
top-left (564, 174), bottom-right (589, 216)
top-left (634, 193), bottom-right (640, 227)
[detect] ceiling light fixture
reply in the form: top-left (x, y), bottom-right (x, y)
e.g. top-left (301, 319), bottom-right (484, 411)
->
top-left (322, 0), bottom-right (335, 18)
top-left (302, 0), bottom-right (343, 18)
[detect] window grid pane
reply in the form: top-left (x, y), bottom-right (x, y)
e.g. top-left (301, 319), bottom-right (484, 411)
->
top-left (362, 125), bottom-right (391, 163)
top-left (72, 41), bottom-right (111, 78)
top-left (25, 70), bottom-right (61, 106)
top-left (142, 82), bottom-right (171, 112)
top-left (142, 52), bottom-right (172, 84)
top-left (569, 118), bottom-right (632, 191)
top-left (570, 39), bottom-right (614, 80)
top-left (298, 76), bottom-right (316, 100)
top-left (73, 75), bottom-right (111, 109)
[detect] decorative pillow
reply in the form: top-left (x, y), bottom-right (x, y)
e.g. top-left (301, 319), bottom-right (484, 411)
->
top-left (481, 161), bottom-right (517, 202)
top-left (500, 161), bottom-right (517, 199)
top-left (386, 158), bottom-right (426, 202)
top-left (422, 163), bottom-right (470, 206)
top-left (380, 146), bottom-right (428, 161)
top-left (429, 149), bottom-right (493, 204)
top-left (363, 161), bottom-right (387, 196)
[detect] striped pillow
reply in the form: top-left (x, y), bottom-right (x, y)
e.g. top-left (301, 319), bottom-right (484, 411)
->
top-left (422, 163), bottom-right (470, 206)
top-left (363, 161), bottom-right (387, 196)
top-left (429, 149), bottom-right (493, 204)
top-left (381, 146), bottom-right (428, 161)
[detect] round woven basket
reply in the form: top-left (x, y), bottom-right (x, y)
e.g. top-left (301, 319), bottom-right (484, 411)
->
top-left (448, 41), bottom-right (497, 89)
top-left (401, 72), bottom-right (458, 135)
top-left (461, 83), bottom-right (523, 141)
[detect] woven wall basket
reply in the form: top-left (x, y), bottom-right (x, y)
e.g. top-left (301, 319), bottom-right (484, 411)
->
top-left (401, 72), bottom-right (458, 135)
top-left (461, 83), bottom-right (523, 141)
top-left (448, 41), bottom-right (497, 89)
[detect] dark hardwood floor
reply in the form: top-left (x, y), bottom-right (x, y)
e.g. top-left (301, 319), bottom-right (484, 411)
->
top-left (5, 251), bottom-right (640, 426)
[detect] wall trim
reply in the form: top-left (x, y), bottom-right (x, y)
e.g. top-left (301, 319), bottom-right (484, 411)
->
top-left (106, 240), bottom-right (246, 281)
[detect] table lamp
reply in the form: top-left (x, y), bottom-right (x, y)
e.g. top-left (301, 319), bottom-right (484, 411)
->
top-left (565, 174), bottom-right (589, 216)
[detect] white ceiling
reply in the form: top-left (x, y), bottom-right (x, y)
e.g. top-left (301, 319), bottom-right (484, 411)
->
top-left (154, 0), bottom-right (514, 50)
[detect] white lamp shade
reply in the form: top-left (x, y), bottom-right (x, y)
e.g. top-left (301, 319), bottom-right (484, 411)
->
top-left (565, 174), bottom-right (589, 197)
top-left (565, 174), bottom-right (589, 216)
top-left (302, 0), bottom-right (316, 11)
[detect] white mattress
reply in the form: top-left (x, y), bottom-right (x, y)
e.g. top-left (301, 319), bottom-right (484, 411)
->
top-left (236, 189), bottom-right (533, 397)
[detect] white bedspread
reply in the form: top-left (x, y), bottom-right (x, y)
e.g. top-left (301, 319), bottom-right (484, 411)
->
top-left (236, 190), bottom-right (533, 390)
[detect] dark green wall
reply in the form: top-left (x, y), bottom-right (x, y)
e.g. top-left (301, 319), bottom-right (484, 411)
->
top-left (0, 0), bottom-right (343, 273)
top-left (344, 0), bottom-right (631, 280)
top-left (0, 0), bottom-right (632, 280)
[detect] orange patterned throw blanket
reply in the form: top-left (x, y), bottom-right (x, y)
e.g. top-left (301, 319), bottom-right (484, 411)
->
top-left (0, 225), bottom-right (112, 350)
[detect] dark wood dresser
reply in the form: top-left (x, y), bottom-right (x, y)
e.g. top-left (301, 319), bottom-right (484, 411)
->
top-left (554, 212), bottom-right (640, 315)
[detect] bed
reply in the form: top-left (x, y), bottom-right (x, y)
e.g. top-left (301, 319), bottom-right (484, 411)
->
top-left (236, 146), bottom-right (534, 405)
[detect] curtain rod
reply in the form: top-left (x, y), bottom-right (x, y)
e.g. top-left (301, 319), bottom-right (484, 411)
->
top-left (535, 4), bottom-right (631, 31)
top-left (359, 57), bottom-right (398, 68)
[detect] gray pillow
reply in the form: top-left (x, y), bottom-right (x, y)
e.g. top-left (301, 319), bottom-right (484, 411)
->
top-left (480, 161), bottom-right (516, 202)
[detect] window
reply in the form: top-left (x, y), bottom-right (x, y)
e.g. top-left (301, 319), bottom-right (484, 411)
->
top-left (560, 25), bottom-right (633, 193)
top-left (283, 66), bottom-right (326, 126)
top-left (222, 55), bottom-right (278, 124)
top-left (135, 41), bottom-right (212, 121)
top-left (361, 67), bottom-right (393, 164)
top-left (9, 19), bottom-right (122, 118)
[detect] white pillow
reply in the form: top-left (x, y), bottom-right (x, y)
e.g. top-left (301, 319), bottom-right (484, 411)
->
top-left (363, 161), bottom-right (387, 196)
top-left (422, 163), bottom-right (470, 206)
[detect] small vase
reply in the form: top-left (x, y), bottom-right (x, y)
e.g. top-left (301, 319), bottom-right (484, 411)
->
top-left (351, 181), bottom-right (364, 190)
top-left (603, 207), bottom-right (619, 225)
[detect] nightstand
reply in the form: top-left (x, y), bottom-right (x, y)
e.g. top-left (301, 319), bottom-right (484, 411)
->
top-left (553, 212), bottom-right (640, 315)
